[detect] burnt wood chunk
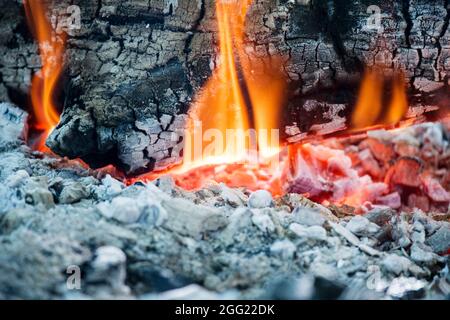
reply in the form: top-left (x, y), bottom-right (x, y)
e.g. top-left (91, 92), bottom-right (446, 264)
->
top-left (0, 0), bottom-right (449, 174)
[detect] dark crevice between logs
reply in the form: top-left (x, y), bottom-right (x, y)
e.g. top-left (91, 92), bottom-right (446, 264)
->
top-left (435, 0), bottom-right (450, 82)
top-left (307, 0), bottom-right (364, 73)
top-left (401, 0), bottom-right (413, 48)
top-left (328, 0), bottom-right (363, 73)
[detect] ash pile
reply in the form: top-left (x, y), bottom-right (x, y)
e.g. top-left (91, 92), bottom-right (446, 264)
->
top-left (0, 102), bottom-right (449, 300)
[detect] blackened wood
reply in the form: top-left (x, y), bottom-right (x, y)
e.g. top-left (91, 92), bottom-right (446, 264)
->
top-left (0, 0), bottom-right (448, 174)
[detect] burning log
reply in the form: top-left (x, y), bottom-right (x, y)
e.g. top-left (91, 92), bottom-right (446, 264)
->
top-left (0, 0), bottom-right (449, 174)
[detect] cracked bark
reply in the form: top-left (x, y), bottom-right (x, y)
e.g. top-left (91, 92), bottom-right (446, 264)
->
top-left (0, 0), bottom-right (449, 174)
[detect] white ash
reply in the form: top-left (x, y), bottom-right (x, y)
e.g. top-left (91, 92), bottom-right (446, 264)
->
top-left (289, 223), bottom-right (328, 242)
top-left (99, 174), bottom-right (124, 198)
top-left (0, 102), bottom-right (27, 152)
top-left (381, 254), bottom-right (415, 276)
top-left (270, 240), bottom-right (297, 260)
top-left (386, 277), bottom-right (427, 299)
top-left (410, 243), bottom-right (445, 267)
top-left (219, 183), bottom-right (247, 207)
top-left (87, 246), bottom-right (130, 296)
top-left (98, 197), bottom-right (143, 224)
top-left (291, 207), bottom-right (326, 226)
top-left (56, 180), bottom-right (91, 205)
top-left (142, 284), bottom-right (238, 300)
top-left (5, 169), bottom-right (30, 188)
top-left (345, 216), bottom-right (381, 237)
top-left (248, 190), bottom-right (273, 208)
top-left (0, 103), bottom-right (448, 300)
top-left (252, 210), bottom-right (276, 233)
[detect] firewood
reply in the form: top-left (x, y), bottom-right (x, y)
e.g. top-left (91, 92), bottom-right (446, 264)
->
top-left (1, 0), bottom-right (448, 173)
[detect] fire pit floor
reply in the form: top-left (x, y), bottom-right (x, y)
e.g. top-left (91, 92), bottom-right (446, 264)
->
top-left (0, 102), bottom-right (449, 300)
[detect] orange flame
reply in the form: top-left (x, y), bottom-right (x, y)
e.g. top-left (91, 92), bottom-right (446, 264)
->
top-left (385, 73), bottom-right (409, 124)
top-left (351, 68), bottom-right (409, 130)
top-left (182, 0), bottom-right (287, 170)
top-left (132, 0), bottom-right (288, 194)
top-left (24, 0), bottom-right (65, 150)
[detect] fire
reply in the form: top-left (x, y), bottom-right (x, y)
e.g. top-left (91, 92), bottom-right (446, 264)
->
top-left (132, 0), bottom-right (290, 193)
top-left (352, 68), bottom-right (408, 130)
top-left (22, 0), bottom-right (424, 209)
top-left (24, 0), bottom-right (65, 151)
top-left (182, 0), bottom-right (286, 169)
top-left (386, 73), bottom-right (409, 124)
top-left (132, 0), bottom-right (289, 194)
top-left (134, 3), bottom-right (415, 206)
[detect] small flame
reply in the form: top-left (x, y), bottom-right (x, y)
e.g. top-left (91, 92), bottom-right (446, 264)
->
top-left (385, 73), bottom-right (409, 124)
top-left (24, 0), bottom-right (65, 151)
top-left (352, 68), bottom-right (409, 130)
top-left (351, 69), bottom-right (384, 129)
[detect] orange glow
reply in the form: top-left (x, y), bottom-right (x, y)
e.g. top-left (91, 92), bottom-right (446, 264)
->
top-left (352, 68), bottom-right (409, 130)
top-left (131, 4), bottom-right (416, 206)
top-left (131, 0), bottom-right (288, 194)
top-left (182, 0), bottom-right (286, 170)
top-left (24, 0), bottom-right (65, 150)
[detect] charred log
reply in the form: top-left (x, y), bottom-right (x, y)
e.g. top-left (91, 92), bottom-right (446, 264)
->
top-left (0, 0), bottom-right (449, 174)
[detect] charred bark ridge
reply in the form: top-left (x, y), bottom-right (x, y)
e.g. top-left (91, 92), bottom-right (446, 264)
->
top-left (0, 0), bottom-right (449, 174)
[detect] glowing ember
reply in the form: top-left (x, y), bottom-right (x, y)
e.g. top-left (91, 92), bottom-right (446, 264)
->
top-left (287, 143), bottom-right (388, 208)
top-left (24, 0), bottom-right (65, 151)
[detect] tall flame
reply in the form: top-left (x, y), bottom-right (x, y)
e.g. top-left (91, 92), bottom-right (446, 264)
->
top-left (352, 68), bottom-right (408, 130)
top-left (183, 0), bottom-right (286, 169)
top-left (24, 0), bottom-right (65, 150)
